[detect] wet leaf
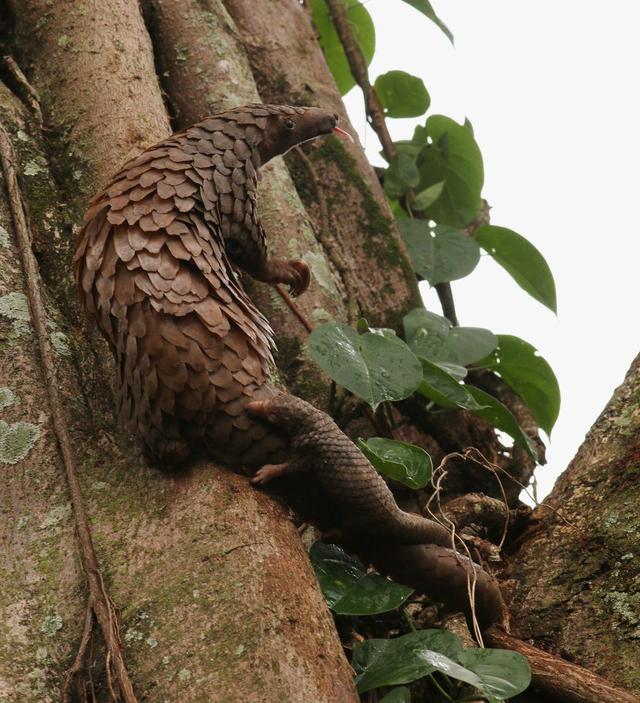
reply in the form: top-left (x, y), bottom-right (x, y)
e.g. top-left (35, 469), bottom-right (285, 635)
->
top-left (399, 220), bottom-right (480, 284)
top-left (475, 225), bottom-right (557, 313)
top-left (417, 358), bottom-right (485, 410)
top-left (478, 335), bottom-right (560, 435)
top-left (309, 323), bottom-right (422, 410)
top-left (310, 542), bottom-right (412, 615)
top-left (404, 308), bottom-right (497, 365)
top-left (358, 437), bottom-right (432, 489)
top-left (352, 630), bottom-right (465, 693)
top-left (458, 648), bottom-right (532, 700)
top-left (416, 115), bottom-right (484, 227)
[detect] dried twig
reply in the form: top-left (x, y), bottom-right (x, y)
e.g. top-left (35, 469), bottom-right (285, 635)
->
top-left (0, 123), bottom-right (138, 702)
top-left (274, 283), bottom-right (314, 333)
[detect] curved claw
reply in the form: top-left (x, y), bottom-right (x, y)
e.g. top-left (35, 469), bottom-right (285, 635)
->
top-left (286, 259), bottom-right (311, 297)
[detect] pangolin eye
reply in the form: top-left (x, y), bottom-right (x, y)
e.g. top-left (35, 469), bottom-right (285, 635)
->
top-left (284, 117), bottom-right (295, 130)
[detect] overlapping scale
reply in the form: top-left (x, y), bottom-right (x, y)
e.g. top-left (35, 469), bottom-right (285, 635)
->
top-left (74, 105), bottom-right (311, 467)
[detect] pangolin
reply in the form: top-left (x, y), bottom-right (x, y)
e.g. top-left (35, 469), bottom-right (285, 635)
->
top-left (75, 105), bottom-right (335, 468)
top-left (75, 104), bottom-right (505, 629)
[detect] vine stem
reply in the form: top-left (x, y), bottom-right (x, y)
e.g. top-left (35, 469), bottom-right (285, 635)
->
top-left (0, 123), bottom-right (138, 702)
top-left (323, 0), bottom-right (459, 325)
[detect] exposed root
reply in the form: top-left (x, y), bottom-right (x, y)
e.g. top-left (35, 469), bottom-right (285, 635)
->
top-left (485, 625), bottom-right (640, 703)
top-left (2, 54), bottom-right (43, 126)
top-left (62, 601), bottom-right (94, 702)
top-left (0, 122), bottom-right (138, 702)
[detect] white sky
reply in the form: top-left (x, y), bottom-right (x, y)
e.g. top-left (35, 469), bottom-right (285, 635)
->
top-left (343, 1), bottom-right (640, 499)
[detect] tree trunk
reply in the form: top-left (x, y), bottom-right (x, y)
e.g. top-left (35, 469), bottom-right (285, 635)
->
top-left (506, 355), bottom-right (640, 692)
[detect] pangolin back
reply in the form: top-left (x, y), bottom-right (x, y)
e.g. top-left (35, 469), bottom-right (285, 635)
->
top-left (75, 105), bottom-right (330, 467)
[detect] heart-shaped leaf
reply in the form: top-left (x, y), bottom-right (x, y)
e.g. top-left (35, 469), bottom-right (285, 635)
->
top-left (404, 308), bottom-right (497, 366)
top-left (352, 630), bottom-right (465, 693)
top-left (375, 70), bottom-right (430, 118)
top-left (399, 219), bottom-right (480, 284)
top-left (309, 542), bottom-right (412, 615)
top-left (478, 335), bottom-right (560, 435)
top-left (358, 437), bottom-right (432, 489)
top-left (465, 386), bottom-right (537, 458)
top-left (458, 648), bottom-right (531, 700)
top-left (475, 225), bottom-right (557, 313)
top-left (416, 115), bottom-right (484, 227)
top-left (311, 0), bottom-right (376, 95)
top-left (309, 323), bottom-right (423, 410)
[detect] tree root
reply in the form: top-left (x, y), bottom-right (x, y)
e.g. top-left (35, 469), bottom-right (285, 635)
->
top-left (485, 625), bottom-right (640, 703)
top-left (0, 122), bottom-right (138, 702)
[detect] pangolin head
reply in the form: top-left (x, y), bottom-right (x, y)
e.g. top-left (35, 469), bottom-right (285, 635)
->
top-left (255, 105), bottom-right (351, 162)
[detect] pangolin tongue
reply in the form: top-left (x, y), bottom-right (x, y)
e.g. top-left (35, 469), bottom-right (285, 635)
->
top-left (333, 126), bottom-right (354, 143)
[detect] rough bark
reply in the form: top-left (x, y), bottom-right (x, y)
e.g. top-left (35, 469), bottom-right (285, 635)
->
top-left (507, 354), bottom-right (640, 692)
top-left (224, 0), bottom-right (422, 330)
top-left (0, 81), bottom-right (85, 702)
top-left (2, 1), bottom-right (358, 700)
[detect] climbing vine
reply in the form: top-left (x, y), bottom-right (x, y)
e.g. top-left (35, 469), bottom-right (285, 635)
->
top-left (305, 1), bottom-right (562, 698)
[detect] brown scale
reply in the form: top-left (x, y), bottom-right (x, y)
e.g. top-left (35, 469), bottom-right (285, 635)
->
top-left (76, 105), bottom-right (340, 467)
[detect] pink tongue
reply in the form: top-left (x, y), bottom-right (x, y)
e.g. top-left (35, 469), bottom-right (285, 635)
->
top-left (333, 126), bottom-right (355, 143)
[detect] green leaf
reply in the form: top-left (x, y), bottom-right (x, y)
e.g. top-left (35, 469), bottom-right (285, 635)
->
top-left (412, 181), bottom-right (444, 211)
top-left (478, 335), bottom-right (560, 435)
top-left (309, 323), bottom-right (423, 410)
top-left (475, 225), bottom-right (557, 313)
top-left (400, 0), bottom-right (453, 44)
top-left (458, 649), bottom-right (532, 700)
top-left (379, 688), bottom-right (411, 703)
top-left (416, 115), bottom-right (484, 227)
top-left (385, 152), bottom-right (420, 200)
top-left (375, 70), bottom-right (430, 118)
top-left (435, 362), bottom-right (468, 381)
top-left (358, 437), bottom-right (432, 489)
top-left (418, 359), bottom-right (485, 411)
top-left (311, 0), bottom-right (376, 95)
top-left (465, 386), bottom-right (537, 459)
top-left (404, 308), bottom-right (497, 366)
top-left (352, 630), bottom-right (464, 693)
top-left (310, 542), bottom-right (413, 615)
top-left (398, 220), bottom-right (480, 284)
